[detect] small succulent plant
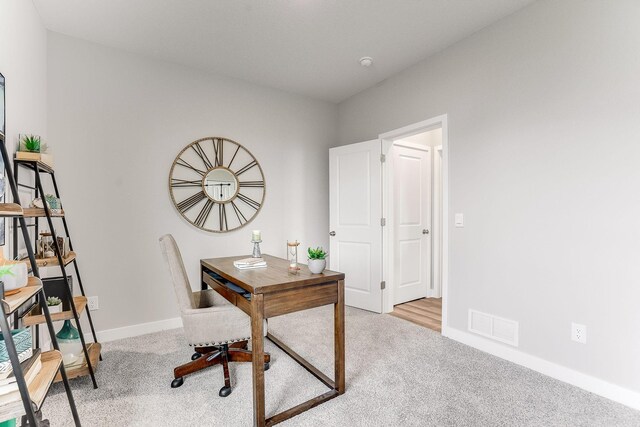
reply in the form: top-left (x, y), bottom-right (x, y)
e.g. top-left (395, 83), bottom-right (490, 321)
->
top-left (307, 247), bottom-right (328, 260)
top-left (44, 194), bottom-right (61, 210)
top-left (46, 296), bottom-right (62, 306)
top-left (0, 264), bottom-right (16, 277)
top-left (22, 134), bottom-right (41, 152)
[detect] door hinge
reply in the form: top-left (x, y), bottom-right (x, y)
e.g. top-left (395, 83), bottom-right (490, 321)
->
top-left (380, 154), bottom-right (386, 163)
top-left (380, 281), bottom-right (386, 290)
top-left (380, 218), bottom-right (386, 226)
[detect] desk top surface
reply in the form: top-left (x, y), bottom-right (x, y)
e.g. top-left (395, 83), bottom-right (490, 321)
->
top-left (201, 254), bottom-right (345, 294)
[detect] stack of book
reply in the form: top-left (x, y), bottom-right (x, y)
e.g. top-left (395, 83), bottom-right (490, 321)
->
top-left (0, 349), bottom-right (42, 405)
top-left (233, 257), bottom-right (267, 270)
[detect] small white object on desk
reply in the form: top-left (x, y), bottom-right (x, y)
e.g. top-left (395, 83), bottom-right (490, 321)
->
top-left (252, 230), bottom-right (261, 242)
top-left (234, 257), bottom-right (267, 269)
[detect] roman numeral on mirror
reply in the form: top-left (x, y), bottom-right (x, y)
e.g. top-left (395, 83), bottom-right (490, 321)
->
top-left (176, 159), bottom-right (206, 176)
top-left (171, 178), bottom-right (202, 188)
top-left (228, 144), bottom-right (240, 169)
top-left (191, 142), bottom-right (213, 169)
top-left (219, 203), bottom-right (228, 231)
top-left (235, 160), bottom-right (257, 176)
top-left (236, 193), bottom-right (261, 210)
top-left (230, 201), bottom-right (248, 225)
top-left (212, 138), bottom-right (224, 167)
top-left (194, 199), bottom-right (214, 227)
top-left (177, 191), bottom-right (206, 213)
top-left (239, 181), bottom-right (264, 188)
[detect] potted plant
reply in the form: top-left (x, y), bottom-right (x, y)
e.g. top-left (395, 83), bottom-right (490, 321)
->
top-left (0, 261), bottom-right (28, 296)
top-left (47, 296), bottom-right (63, 314)
top-left (15, 134), bottom-right (53, 168)
top-left (307, 247), bottom-right (328, 274)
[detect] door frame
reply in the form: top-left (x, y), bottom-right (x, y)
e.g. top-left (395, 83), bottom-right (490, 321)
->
top-left (430, 144), bottom-right (443, 299)
top-left (379, 114), bottom-right (450, 333)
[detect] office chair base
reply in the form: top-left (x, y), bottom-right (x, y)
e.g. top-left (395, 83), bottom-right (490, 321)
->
top-left (173, 341), bottom-right (271, 396)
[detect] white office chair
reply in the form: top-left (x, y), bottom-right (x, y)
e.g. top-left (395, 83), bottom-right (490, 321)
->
top-left (159, 234), bottom-right (270, 397)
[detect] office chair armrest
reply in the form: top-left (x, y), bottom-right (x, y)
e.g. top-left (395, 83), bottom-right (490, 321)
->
top-left (192, 289), bottom-right (227, 308)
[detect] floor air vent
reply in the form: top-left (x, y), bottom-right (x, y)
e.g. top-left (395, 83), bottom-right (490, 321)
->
top-left (468, 309), bottom-right (519, 346)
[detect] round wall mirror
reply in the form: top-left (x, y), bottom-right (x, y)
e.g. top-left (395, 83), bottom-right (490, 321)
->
top-left (169, 137), bottom-right (266, 233)
top-left (203, 167), bottom-right (238, 202)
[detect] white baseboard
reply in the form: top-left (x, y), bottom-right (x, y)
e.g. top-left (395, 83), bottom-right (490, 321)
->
top-left (87, 317), bottom-right (183, 343)
top-left (442, 325), bottom-right (640, 411)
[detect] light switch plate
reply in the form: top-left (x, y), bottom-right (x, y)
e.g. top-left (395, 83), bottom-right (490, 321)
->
top-left (455, 213), bottom-right (464, 227)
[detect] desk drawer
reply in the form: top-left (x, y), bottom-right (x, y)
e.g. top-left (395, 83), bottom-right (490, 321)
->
top-left (202, 272), bottom-right (251, 315)
top-left (264, 282), bottom-right (338, 318)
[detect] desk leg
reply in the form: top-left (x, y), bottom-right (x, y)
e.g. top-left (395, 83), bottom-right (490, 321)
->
top-left (335, 279), bottom-right (345, 394)
top-left (251, 293), bottom-right (266, 427)
top-left (200, 266), bottom-right (207, 291)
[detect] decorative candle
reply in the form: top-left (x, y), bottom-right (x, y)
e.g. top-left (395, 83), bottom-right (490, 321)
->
top-left (252, 230), bottom-right (261, 242)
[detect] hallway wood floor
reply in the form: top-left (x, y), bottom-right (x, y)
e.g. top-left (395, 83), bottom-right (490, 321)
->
top-left (391, 298), bottom-right (442, 332)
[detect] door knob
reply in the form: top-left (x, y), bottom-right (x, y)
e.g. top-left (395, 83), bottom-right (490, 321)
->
top-left (422, 229), bottom-right (429, 235)
top-left (329, 231), bottom-right (336, 236)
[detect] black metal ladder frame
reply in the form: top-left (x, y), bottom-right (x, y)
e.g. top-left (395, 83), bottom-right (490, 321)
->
top-left (12, 161), bottom-right (100, 389)
top-left (0, 135), bottom-right (81, 426)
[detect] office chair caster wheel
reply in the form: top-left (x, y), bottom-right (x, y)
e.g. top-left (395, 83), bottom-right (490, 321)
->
top-left (264, 362), bottom-right (270, 371)
top-left (171, 377), bottom-right (184, 388)
top-left (191, 353), bottom-right (201, 360)
top-left (219, 386), bottom-right (232, 397)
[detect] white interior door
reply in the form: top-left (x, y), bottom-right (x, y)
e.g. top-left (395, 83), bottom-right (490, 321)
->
top-left (393, 144), bottom-right (432, 305)
top-left (329, 140), bottom-right (382, 313)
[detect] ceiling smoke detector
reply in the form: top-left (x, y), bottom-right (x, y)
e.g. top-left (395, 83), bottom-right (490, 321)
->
top-left (359, 57), bottom-right (373, 67)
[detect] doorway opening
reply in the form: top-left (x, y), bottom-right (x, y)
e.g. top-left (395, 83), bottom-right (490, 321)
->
top-left (380, 116), bottom-right (448, 334)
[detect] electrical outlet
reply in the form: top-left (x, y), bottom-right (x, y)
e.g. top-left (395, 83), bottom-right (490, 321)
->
top-left (87, 296), bottom-right (99, 311)
top-left (571, 322), bottom-right (586, 344)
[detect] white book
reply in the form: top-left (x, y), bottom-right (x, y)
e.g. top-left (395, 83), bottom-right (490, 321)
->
top-left (234, 257), bottom-right (265, 266)
top-left (234, 262), bottom-right (267, 270)
top-left (0, 354), bottom-right (42, 400)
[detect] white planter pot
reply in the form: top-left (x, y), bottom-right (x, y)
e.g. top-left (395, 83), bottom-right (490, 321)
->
top-left (0, 262), bottom-right (29, 293)
top-left (49, 304), bottom-right (62, 314)
top-left (308, 258), bottom-right (326, 274)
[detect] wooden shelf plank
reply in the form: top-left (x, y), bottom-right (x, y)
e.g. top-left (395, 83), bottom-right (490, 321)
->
top-left (22, 208), bottom-right (64, 218)
top-left (1, 277), bottom-right (42, 315)
top-left (23, 296), bottom-right (87, 327)
top-left (0, 350), bottom-right (62, 422)
top-left (54, 342), bottom-right (101, 382)
top-left (30, 350), bottom-right (62, 411)
top-left (21, 251), bottom-right (76, 269)
top-left (0, 203), bottom-right (24, 217)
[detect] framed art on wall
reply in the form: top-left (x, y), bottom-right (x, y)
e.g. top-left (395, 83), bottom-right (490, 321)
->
top-left (0, 72), bottom-right (6, 246)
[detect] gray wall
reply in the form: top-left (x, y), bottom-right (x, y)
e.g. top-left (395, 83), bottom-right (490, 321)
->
top-left (47, 32), bottom-right (337, 332)
top-left (0, 0), bottom-right (47, 250)
top-left (338, 0), bottom-right (640, 392)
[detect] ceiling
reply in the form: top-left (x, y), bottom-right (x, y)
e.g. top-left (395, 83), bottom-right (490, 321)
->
top-left (33, 0), bottom-right (535, 103)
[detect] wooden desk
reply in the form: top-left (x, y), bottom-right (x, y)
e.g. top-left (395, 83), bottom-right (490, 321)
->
top-left (200, 254), bottom-right (345, 427)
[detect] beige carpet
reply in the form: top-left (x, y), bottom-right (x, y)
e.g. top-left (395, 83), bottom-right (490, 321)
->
top-left (42, 306), bottom-right (640, 426)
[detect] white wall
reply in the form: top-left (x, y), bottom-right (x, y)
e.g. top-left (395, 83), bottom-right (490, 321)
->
top-left (0, 0), bottom-right (47, 253)
top-left (339, 0), bottom-right (640, 397)
top-left (47, 32), bottom-right (337, 331)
